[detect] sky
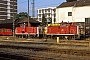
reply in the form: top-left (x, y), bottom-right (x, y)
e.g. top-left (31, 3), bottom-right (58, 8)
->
top-left (17, 0), bottom-right (66, 16)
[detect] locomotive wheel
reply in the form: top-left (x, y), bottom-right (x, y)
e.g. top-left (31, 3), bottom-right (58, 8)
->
top-left (47, 35), bottom-right (51, 39)
top-left (71, 36), bottom-right (75, 40)
top-left (59, 36), bottom-right (64, 40)
top-left (59, 36), bottom-right (61, 39)
top-left (54, 36), bottom-right (58, 39)
top-left (69, 36), bottom-right (72, 40)
top-left (30, 35), bottom-right (33, 38)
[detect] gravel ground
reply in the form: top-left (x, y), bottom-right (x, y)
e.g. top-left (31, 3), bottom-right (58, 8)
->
top-left (0, 36), bottom-right (90, 60)
top-left (0, 48), bottom-right (90, 60)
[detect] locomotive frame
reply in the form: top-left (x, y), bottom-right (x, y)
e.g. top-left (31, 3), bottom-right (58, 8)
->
top-left (0, 20), bottom-right (89, 40)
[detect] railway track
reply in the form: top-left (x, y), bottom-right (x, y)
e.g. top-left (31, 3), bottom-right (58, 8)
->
top-left (0, 41), bottom-right (90, 60)
top-left (0, 51), bottom-right (48, 60)
top-left (0, 39), bottom-right (89, 47)
top-left (0, 41), bottom-right (90, 56)
top-left (0, 52), bottom-right (29, 60)
top-left (0, 39), bottom-right (90, 60)
top-left (0, 48), bottom-right (90, 60)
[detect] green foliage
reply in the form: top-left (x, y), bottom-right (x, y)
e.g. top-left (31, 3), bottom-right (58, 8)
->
top-left (42, 14), bottom-right (47, 26)
top-left (15, 12), bottom-right (28, 20)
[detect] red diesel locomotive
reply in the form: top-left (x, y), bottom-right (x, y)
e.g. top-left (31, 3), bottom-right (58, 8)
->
top-left (14, 22), bottom-right (85, 39)
top-left (46, 23), bottom-right (84, 39)
top-left (15, 23), bottom-right (39, 38)
top-left (0, 28), bottom-right (12, 36)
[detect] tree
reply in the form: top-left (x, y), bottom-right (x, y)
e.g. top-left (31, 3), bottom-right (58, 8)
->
top-left (14, 12), bottom-right (30, 26)
top-left (15, 12), bottom-right (28, 20)
top-left (42, 14), bottom-right (47, 26)
top-left (41, 14), bottom-right (47, 38)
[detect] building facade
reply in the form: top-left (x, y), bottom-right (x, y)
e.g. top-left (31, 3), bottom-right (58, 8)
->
top-left (0, 0), bottom-right (17, 21)
top-left (56, 0), bottom-right (90, 36)
top-left (37, 7), bottom-right (56, 23)
top-left (56, 0), bottom-right (90, 23)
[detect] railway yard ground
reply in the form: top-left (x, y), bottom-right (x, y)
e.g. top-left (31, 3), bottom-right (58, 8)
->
top-left (0, 36), bottom-right (90, 60)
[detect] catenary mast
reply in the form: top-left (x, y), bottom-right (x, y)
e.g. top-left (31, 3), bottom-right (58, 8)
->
top-left (32, 0), bottom-right (35, 18)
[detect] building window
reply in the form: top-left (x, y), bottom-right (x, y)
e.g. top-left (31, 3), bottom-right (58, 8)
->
top-left (53, 9), bottom-right (56, 12)
top-left (39, 14), bottom-right (41, 17)
top-left (68, 12), bottom-right (72, 16)
top-left (48, 9), bottom-right (50, 12)
top-left (45, 9), bottom-right (47, 12)
top-left (39, 18), bottom-right (42, 21)
top-left (39, 10), bottom-right (41, 13)
top-left (42, 9), bottom-right (44, 13)
top-left (48, 13), bottom-right (50, 17)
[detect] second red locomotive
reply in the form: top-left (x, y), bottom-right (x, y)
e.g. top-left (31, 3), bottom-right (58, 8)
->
top-left (15, 22), bottom-right (85, 40)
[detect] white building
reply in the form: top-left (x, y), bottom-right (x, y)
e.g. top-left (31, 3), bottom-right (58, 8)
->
top-left (37, 7), bottom-right (56, 23)
top-left (56, 0), bottom-right (90, 23)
